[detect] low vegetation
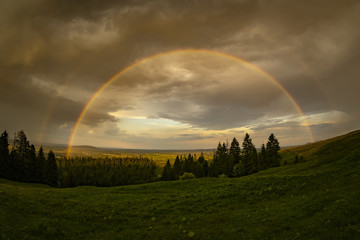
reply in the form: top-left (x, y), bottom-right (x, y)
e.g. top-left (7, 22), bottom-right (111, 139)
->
top-left (0, 130), bottom-right (359, 239)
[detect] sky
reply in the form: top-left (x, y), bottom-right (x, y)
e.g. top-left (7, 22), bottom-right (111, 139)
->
top-left (1, 0), bottom-right (359, 150)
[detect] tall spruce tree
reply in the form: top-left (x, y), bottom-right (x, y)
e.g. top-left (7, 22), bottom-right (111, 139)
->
top-left (184, 154), bottom-right (194, 173)
top-left (161, 159), bottom-right (175, 181)
top-left (212, 142), bottom-right (229, 177)
top-left (11, 130), bottom-right (31, 181)
top-left (229, 137), bottom-right (241, 165)
top-left (266, 133), bottom-right (281, 167)
top-left (257, 144), bottom-right (267, 171)
top-left (197, 152), bottom-right (208, 177)
top-left (46, 150), bottom-right (58, 186)
top-left (173, 155), bottom-right (182, 179)
top-left (36, 146), bottom-right (46, 183)
top-left (241, 133), bottom-right (257, 175)
top-left (0, 131), bottom-right (10, 178)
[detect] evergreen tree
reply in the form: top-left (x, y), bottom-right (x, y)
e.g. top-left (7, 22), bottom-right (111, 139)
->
top-left (161, 159), bottom-right (175, 181)
top-left (184, 154), bottom-right (194, 173)
top-left (194, 162), bottom-right (205, 178)
top-left (212, 142), bottom-right (229, 177)
top-left (197, 152), bottom-right (209, 177)
top-left (36, 146), bottom-right (46, 183)
top-left (229, 137), bottom-right (241, 165)
top-left (173, 155), bottom-right (182, 179)
top-left (46, 150), bottom-right (58, 186)
top-left (0, 131), bottom-right (10, 178)
top-left (242, 133), bottom-right (257, 175)
top-left (26, 144), bottom-right (37, 182)
top-left (11, 130), bottom-right (31, 181)
top-left (257, 144), bottom-right (267, 171)
top-left (266, 133), bottom-right (281, 167)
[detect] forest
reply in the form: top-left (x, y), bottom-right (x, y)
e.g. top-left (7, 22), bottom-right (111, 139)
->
top-left (0, 130), bottom-right (281, 187)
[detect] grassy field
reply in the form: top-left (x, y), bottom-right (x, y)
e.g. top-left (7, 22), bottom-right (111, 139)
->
top-left (1, 131), bottom-right (360, 239)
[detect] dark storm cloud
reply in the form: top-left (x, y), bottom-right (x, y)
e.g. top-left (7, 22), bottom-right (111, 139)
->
top-left (1, 0), bottom-right (359, 145)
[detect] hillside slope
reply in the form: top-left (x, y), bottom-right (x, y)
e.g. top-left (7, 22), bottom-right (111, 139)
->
top-left (1, 131), bottom-right (360, 239)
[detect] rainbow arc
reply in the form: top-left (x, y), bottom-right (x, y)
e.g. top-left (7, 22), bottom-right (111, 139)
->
top-left (66, 48), bottom-right (314, 157)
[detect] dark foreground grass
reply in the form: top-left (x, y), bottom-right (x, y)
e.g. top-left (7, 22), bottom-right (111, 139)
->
top-left (1, 131), bottom-right (360, 239)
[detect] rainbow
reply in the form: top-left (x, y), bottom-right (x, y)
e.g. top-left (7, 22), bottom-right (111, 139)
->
top-left (66, 48), bottom-right (314, 157)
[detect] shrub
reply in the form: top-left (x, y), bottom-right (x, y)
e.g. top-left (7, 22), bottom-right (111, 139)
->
top-left (179, 172), bottom-right (195, 180)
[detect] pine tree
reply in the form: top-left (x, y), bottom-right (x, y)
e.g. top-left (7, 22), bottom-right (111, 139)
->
top-left (26, 144), bottom-right (37, 182)
top-left (242, 133), bottom-right (257, 175)
top-left (161, 159), bottom-right (175, 181)
top-left (36, 146), bottom-right (46, 183)
top-left (184, 154), bottom-right (194, 173)
top-left (11, 130), bottom-right (31, 181)
top-left (266, 133), bottom-right (281, 167)
top-left (46, 150), bottom-right (58, 186)
top-left (173, 155), bottom-right (182, 179)
top-left (212, 142), bottom-right (229, 177)
top-left (197, 152), bottom-right (209, 177)
top-left (257, 144), bottom-right (267, 171)
top-left (0, 131), bottom-right (10, 178)
top-left (229, 137), bottom-right (241, 165)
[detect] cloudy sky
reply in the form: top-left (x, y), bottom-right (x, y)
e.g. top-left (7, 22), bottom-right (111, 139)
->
top-left (1, 0), bottom-right (359, 150)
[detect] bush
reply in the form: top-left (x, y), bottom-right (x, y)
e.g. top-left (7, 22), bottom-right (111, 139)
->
top-left (179, 172), bottom-right (195, 180)
top-left (218, 174), bottom-right (228, 178)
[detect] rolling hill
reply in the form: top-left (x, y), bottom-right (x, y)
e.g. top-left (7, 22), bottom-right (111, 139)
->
top-left (0, 131), bottom-right (359, 239)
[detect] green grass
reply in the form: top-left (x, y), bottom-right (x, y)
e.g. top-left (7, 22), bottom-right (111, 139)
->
top-left (1, 131), bottom-right (360, 239)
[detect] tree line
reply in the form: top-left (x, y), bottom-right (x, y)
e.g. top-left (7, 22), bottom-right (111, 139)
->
top-left (161, 133), bottom-right (280, 180)
top-left (0, 130), bottom-right (58, 186)
top-left (0, 130), bottom-right (157, 187)
top-left (57, 156), bottom-right (157, 187)
top-left (0, 130), bottom-right (281, 186)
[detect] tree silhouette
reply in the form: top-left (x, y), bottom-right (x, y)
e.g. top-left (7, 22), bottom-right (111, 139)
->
top-left (0, 131), bottom-right (10, 178)
top-left (230, 137), bottom-right (241, 165)
top-left (161, 159), bottom-right (175, 181)
top-left (242, 133), bottom-right (257, 175)
top-left (173, 155), bottom-right (182, 179)
top-left (46, 150), bottom-right (58, 186)
top-left (266, 133), bottom-right (281, 167)
top-left (257, 144), bottom-right (267, 171)
top-left (35, 146), bottom-right (46, 183)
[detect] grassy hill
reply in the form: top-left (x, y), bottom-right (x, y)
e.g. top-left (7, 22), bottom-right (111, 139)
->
top-left (1, 131), bottom-right (360, 239)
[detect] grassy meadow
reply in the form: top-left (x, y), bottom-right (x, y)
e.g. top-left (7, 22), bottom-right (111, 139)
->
top-left (1, 131), bottom-right (360, 239)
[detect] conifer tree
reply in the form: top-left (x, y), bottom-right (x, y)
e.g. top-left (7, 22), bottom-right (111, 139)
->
top-left (173, 155), bottom-right (182, 179)
top-left (230, 137), bottom-right (241, 165)
top-left (197, 152), bottom-right (209, 177)
top-left (0, 131), bottom-right (10, 178)
top-left (161, 159), bottom-right (175, 181)
top-left (26, 144), bottom-right (37, 182)
top-left (212, 142), bottom-right (229, 176)
top-left (36, 146), bottom-right (46, 183)
top-left (11, 130), bottom-right (31, 181)
top-left (242, 133), bottom-right (257, 175)
top-left (46, 150), bottom-right (58, 186)
top-left (266, 133), bottom-right (281, 167)
top-left (257, 144), bottom-right (267, 171)
top-left (184, 154), bottom-right (194, 173)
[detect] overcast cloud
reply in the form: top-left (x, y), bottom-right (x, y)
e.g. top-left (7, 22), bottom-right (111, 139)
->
top-left (0, 0), bottom-right (359, 149)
